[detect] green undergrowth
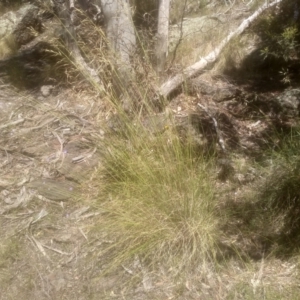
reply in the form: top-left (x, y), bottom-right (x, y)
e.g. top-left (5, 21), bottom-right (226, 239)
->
top-left (227, 127), bottom-right (300, 259)
top-left (94, 116), bottom-right (223, 273)
top-left (257, 128), bottom-right (300, 255)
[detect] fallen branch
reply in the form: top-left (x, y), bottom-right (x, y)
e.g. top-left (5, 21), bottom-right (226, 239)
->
top-left (159, 0), bottom-right (283, 98)
top-left (55, 0), bottom-right (102, 87)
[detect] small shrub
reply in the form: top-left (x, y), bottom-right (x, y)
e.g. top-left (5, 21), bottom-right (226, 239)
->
top-left (257, 1), bottom-right (300, 62)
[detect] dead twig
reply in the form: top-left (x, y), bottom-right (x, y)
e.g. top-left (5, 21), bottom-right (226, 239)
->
top-left (42, 244), bottom-right (72, 256)
top-left (52, 131), bottom-right (65, 167)
top-left (0, 118), bottom-right (25, 129)
top-left (18, 117), bottom-right (58, 134)
top-left (27, 234), bottom-right (50, 259)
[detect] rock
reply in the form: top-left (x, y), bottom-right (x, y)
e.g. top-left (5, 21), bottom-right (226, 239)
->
top-left (41, 85), bottom-right (54, 97)
top-left (275, 88), bottom-right (300, 118)
top-left (0, 4), bottom-right (42, 60)
top-left (0, 41), bottom-right (59, 88)
top-left (186, 78), bottom-right (240, 102)
top-left (0, 3), bottom-right (64, 88)
top-left (169, 16), bottom-right (221, 52)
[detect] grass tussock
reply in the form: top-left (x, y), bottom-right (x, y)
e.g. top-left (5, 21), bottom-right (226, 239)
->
top-left (256, 129), bottom-right (300, 254)
top-left (95, 121), bottom-right (221, 272)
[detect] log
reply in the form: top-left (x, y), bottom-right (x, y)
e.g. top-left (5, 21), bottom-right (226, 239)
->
top-left (159, 0), bottom-right (283, 98)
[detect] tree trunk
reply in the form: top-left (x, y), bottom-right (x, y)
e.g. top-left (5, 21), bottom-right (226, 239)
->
top-left (99, 0), bottom-right (136, 95)
top-left (159, 0), bottom-right (283, 99)
top-left (156, 0), bottom-right (170, 78)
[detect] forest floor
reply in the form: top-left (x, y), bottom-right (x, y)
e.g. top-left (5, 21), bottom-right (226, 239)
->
top-left (1, 72), bottom-right (300, 299)
top-left (1, 0), bottom-right (300, 299)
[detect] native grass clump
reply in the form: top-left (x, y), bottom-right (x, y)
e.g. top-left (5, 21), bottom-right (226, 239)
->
top-left (93, 116), bottom-right (222, 273)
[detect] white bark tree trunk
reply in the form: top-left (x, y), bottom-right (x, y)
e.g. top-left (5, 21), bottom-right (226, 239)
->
top-left (159, 0), bottom-right (283, 98)
top-left (156, 0), bottom-right (170, 78)
top-left (99, 0), bottom-right (136, 72)
top-left (101, 0), bottom-right (135, 62)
